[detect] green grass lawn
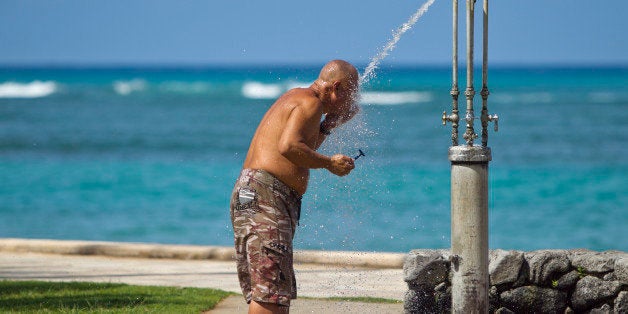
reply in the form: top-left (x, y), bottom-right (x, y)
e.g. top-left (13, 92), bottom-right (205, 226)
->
top-left (0, 280), bottom-right (235, 313)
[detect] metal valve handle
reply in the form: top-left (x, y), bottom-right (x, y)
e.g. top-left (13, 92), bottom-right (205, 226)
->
top-left (488, 114), bottom-right (498, 132)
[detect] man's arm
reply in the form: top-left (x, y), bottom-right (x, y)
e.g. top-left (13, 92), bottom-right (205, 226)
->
top-left (314, 104), bottom-right (360, 149)
top-left (278, 104), bottom-right (330, 169)
top-left (278, 103), bottom-right (354, 176)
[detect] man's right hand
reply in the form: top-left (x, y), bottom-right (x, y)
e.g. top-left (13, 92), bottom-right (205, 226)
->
top-left (327, 154), bottom-right (355, 176)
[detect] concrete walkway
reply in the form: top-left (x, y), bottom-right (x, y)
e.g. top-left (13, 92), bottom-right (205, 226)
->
top-left (0, 239), bottom-right (407, 313)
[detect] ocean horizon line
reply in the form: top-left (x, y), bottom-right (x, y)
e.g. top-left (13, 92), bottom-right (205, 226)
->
top-left (1, 62), bottom-right (627, 71)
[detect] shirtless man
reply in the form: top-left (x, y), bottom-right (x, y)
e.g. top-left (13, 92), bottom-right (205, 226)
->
top-left (230, 60), bottom-right (359, 314)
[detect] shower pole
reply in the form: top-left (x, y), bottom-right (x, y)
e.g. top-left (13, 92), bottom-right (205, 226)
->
top-left (443, 0), bottom-right (498, 312)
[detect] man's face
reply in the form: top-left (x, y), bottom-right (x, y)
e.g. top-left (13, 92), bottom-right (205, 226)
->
top-left (333, 80), bottom-right (359, 114)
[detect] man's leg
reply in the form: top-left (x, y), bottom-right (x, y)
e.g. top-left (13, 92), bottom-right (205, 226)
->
top-left (249, 300), bottom-right (289, 314)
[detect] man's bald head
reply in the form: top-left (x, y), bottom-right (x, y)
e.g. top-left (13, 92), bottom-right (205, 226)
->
top-left (318, 60), bottom-right (359, 87)
top-left (311, 60), bottom-right (360, 116)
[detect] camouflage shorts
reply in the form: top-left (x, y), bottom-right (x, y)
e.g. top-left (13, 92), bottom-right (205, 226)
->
top-left (230, 168), bottom-right (302, 307)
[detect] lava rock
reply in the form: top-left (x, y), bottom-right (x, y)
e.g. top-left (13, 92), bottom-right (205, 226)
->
top-left (602, 272), bottom-right (615, 281)
top-left (489, 285), bottom-right (500, 313)
top-left (587, 303), bottom-right (612, 314)
top-left (555, 270), bottom-right (580, 290)
top-left (500, 286), bottom-right (568, 313)
top-left (434, 285), bottom-right (451, 313)
top-left (615, 257), bottom-right (628, 285)
top-left (404, 250), bottom-right (449, 288)
top-left (489, 249), bottom-right (525, 286)
top-left (404, 288), bottom-right (436, 314)
top-left (570, 249), bottom-right (616, 274)
top-left (614, 291), bottom-right (628, 314)
top-left (525, 250), bottom-right (570, 285)
top-left (570, 275), bottom-right (621, 312)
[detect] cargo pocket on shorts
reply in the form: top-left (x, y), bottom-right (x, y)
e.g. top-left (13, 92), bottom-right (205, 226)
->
top-left (236, 188), bottom-right (257, 212)
top-left (261, 241), bottom-right (290, 283)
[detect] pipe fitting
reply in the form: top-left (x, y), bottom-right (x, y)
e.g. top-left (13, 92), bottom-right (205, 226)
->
top-left (488, 114), bottom-right (499, 132)
top-left (464, 88), bottom-right (475, 99)
top-left (442, 111), bottom-right (459, 125)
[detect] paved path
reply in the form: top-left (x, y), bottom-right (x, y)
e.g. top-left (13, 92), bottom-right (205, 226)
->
top-left (0, 239), bottom-right (407, 313)
top-left (210, 295), bottom-right (404, 314)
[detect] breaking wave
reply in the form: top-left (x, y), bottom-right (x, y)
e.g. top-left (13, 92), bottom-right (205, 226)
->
top-left (113, 79), bottom-right (147, 95)
top-left (0, 81), bottom-right (57, 98)
top-left (241, 81), bottom-right (311, 99)
top-left (241, 82), bottom-right (282, 99)
top-left (360, 91), bottom-right (432, 105)
top-left (240, 81), bottom-right (431, 106)
top-left (159, 81), bottom-right (211, 94)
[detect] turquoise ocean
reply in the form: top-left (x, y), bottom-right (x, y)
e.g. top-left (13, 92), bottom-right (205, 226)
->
top-left (1, 65), bottom-right (626, 253)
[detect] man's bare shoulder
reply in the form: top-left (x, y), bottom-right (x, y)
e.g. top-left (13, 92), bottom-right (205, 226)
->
top-left (279, 88), bottom-right (322, 114)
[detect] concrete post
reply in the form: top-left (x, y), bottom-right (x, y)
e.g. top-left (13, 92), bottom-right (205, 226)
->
top-left (450, 146), bottom-right (490, 313)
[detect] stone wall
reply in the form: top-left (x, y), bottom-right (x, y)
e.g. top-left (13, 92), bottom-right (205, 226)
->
top-left (403, 249), bottom-right (628, 313)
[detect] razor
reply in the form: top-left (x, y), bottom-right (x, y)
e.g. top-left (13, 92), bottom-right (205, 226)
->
top-left (354, 149), bottom-right (366, 160)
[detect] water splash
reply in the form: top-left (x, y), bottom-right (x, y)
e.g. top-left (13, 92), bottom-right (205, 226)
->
top-left (359, 0), bottom-right (437, 86)
top-left (304, 0), bottom-right (437, 252)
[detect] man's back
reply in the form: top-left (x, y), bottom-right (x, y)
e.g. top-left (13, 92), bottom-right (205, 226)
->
top-left (243, 88), bottom-right (323, 195)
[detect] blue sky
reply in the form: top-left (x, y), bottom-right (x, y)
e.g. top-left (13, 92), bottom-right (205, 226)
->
top-left (1, 0), bottom-right (627, 66)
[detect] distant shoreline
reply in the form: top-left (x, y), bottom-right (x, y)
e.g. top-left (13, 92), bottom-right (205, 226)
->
top-left (0, 238), bottom-right (406, 269)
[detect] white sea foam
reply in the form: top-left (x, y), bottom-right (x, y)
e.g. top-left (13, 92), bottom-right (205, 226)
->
top-left (159, 81), bottom-right (211, 94)
top-left (0, 81), bottom-right (57, 98)
top-left (113, 79), bottom-right (146, 95)
top-left (360, 91), bottom-right (432, 105)
top-left (241, 82), bottom-right (283, 99)
top-left (286, 81), bottom-right (313, 90)
top-left (492, 92), bottom-right (554, 104)
top-left (494, 92), bottom-right (554, 104)
top-left (588, 91), bottom-right (618, 103)
top-left (521, 92), bottom-right (553, 103)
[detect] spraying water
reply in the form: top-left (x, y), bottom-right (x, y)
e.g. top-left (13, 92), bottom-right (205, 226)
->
top-left (305, 0), bottom-right (438, 251)
top-left (334, 0), bottom-right (437, 154)
top-left (359, 0), bottom-right (437, 86)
